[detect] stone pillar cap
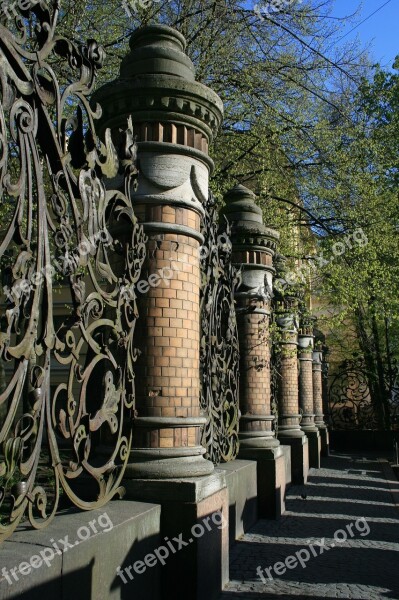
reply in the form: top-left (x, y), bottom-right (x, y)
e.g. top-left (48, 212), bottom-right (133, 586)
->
top-left (122, 24), bottom-right (195, 81)
top-left (222, 185), bottom-right (262, 224)
top-left (93, 24), bottom-right (223, 142)
top-left (221, 185), bottom-right (279, 244)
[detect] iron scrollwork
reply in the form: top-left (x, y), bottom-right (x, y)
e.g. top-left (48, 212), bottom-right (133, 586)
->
top-left (328, 358), bottom-right (379, 430)
top-left (0, 2), bottom-right (145, 541)
top-left (389, 359), bottom-right (399, 428)
top-left (199, 192), bottom-right (240, 464)
top-left (329, 357), bottom-right (399, 430)
top-left (270, 343), bottom-right (281, 436)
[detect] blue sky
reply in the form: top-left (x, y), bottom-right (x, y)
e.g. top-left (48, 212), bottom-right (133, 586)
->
top-left (331, 0), bottom-right (398, 68)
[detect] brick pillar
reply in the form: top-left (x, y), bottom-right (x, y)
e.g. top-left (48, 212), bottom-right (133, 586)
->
top-left (237, 307), bottom-right (275, 446)
top-left (313, 346), bottom-right (324, 424)
top-left (313, 342), bottom-right (329, 456)
top-left (221, 185), bottom-right (287, 517)
top-left (322, 346), bottom-right (330, 424)
top-left (128, 205), bottom-right (211, 478)
top-left (278, 324), bottom-right (302, 436)
top-left (94, 26), bottom-right (229, 600)
top-left (93, 25), bottom-right (223, 480)
top-left (298, 331), bottom-right (320, 468)
top-left (274, 257), bottom-right (309, 485)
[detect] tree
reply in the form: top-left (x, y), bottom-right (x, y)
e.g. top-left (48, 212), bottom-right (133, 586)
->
top-left (3, 0), bottom-right (388, 421)
top-left (298, 60), bottom-right (399, 427)
top-left (53, 1), bottom-right (368, 242)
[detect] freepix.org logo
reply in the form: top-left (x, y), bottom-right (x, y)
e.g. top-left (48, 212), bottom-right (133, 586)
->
top-left (254, 0), bottom-right (304, 20)
top-left (1, 513), bottom-right (114, 586)
top-left (256, 517), bottom-right (370, 583)
top-left (0, 0), bottom-right (40, 21)
top-left (122, 0), bottom-right (161, 17)
top-left (116, 510), bottom-right (227, 584)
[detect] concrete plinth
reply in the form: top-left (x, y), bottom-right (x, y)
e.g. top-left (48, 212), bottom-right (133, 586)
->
top-left (0, 502), bottom-right (161, 600)
top-left (281, 444), bottom-right (292, 486)
top-left (319, 426), bottom-right (330, 456)
top-left (303, 429), bottom-right (321, 468)
top-left (215, 460), bottom-right (257, 544)
top-left (238, 446), bottom-right (286, 519)
top-left (277, 435), bottom-right (309, 485)
top-left (124, 472), bottom-right (228, 600)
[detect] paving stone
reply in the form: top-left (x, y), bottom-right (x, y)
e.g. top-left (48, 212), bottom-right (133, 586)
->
top-left (220, 452), bottom-right (399, 599)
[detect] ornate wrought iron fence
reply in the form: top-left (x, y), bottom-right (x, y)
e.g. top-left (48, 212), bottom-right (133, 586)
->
top-left (390, 362), bottom-right (399, 428)
top-left (0, 3), bottom-right (145, 542)
top-left (270, 342), bottom-right (281, 436)
top-left (199, 192), bottom-right (240, 464)
top-left (328, 358), bottom-right (399, 430)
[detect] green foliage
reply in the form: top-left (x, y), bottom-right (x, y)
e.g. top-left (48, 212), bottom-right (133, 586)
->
top-left (297, 59), bottom-right (399, 417)
top-left (3, 1), bottom-right (398, 415)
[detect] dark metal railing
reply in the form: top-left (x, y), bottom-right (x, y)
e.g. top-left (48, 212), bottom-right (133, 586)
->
top-left (199, 192), bottom-right (240, 464)
top-left (0, 2), bottom-right (145, 542)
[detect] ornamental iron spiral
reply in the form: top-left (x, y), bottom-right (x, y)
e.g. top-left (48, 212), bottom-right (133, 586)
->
top-left (0, 2), bottom-right (145, 542)
top-left (199, 192), bottom-right (240, 464)
top-left (329, 359), bottom-right (379, 430)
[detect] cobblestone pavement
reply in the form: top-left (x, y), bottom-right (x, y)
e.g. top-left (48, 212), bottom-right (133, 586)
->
top-left (221, 451), bottom-right (399, 599)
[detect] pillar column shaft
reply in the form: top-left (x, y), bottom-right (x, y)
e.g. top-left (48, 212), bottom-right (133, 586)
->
top-left (322, 356), bottom-right (330, 423)
top-left (278, 331), bottom-right (302, 435)
top-left (299, 333), bottom-right (320, 468)
top-left (237, 303), bottom-right (276, 444)
top-left (221, 185), bottom-right (285, 517)
top-left (313, 348), bottom-right (329, 457)
top-left (127, 206), bottom-right (214, 477)
top-left (313, 354), bottom-right (324, 425)
top-left (274, 294), bottom-right (309, 484)
top-left (299, 354), bottom-right (315, 422)
top-left (298, 334), bottom-right (317, 430)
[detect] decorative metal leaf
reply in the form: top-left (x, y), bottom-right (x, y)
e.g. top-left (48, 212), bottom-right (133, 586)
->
top-left (199, 192), bottom-right (240, 464)
top-left (328, 358), bottom-right (390, 430)
top-left (0, 2), bottom-right (145, 542)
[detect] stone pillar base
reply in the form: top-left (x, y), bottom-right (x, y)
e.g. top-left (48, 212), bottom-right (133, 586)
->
top-left (318, 426), bottom-right (330, 456)
top-left (124, 472), bottom-right (228, 600)
top-left (281, 444), bottom-right (292, 486)
top-left (277, 435), bottom-right (309, 485)
top-left (124, 447), bottom-right (214, 479)
top-left (0, 502), bottom-right (161, 599)
top-left (302, 429), bottom-right (321, 468)
top-left (215, 460), bottom-right (258, 544)
top-left (238, 446), bottom-right (286, 519)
